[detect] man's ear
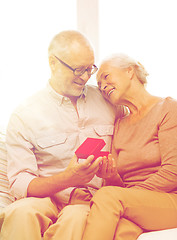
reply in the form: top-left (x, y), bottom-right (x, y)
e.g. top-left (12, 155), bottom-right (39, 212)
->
top-left (49, 55), bottom-right (57, 72)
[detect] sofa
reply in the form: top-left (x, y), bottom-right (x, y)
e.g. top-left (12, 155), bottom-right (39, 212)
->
top-left (0, 129), bottom-right (177, 239)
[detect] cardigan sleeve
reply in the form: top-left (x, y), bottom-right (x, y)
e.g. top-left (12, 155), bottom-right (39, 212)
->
top-left (133, 98), bottom-right (177, 193)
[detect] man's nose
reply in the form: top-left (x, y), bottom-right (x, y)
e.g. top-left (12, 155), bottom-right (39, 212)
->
top-left (79, 71), bottom-right (90, 81)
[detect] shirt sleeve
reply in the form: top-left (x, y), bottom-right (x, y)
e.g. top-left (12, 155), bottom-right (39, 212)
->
top-left (133, 99), bottom-right (177, 193)
top-left (6, 113), bottom-right (38, 199)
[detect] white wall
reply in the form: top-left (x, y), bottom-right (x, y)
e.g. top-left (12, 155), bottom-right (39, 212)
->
top-left (1, 0), bottom-right (177, 128)
top-left (99, 0), bottom-right (177, 98)
top-left (0, 0), bottom-right (77, 127)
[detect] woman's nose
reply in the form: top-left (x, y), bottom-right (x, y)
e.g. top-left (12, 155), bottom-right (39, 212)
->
top-left (101, 84), bottom-right (107, 91)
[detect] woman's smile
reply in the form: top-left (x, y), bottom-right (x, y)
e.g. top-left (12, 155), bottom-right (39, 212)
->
top-left (107, 88), bottom-right (115, 97)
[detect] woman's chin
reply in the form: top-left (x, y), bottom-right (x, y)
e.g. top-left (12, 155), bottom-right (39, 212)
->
top-left (103, 95), bottom-right (119, 106)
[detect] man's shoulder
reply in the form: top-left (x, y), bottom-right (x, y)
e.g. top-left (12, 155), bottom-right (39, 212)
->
top-left (85, 84), bottom-right (117, 114)
top-left (13, 87), bottom-right (48, 115)
top-left (86, 84), bottom-right (100, 93)
top-left (85, 84), bottom-right (105, 100)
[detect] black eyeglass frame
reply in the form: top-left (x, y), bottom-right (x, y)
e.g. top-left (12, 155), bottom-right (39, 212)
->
top-left (54, 55), bottom-right (98, 76)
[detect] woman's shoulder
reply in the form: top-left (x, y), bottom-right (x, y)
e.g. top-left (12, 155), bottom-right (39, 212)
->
top-left (160, 97), bottom-right (177, 115)
top-left (159, 97), bottom-right (177, 126)
top-left (163, 97), bottom-right (177, 107)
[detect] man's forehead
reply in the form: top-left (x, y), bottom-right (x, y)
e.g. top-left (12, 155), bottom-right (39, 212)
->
top-left (69, 47), bottom-right (94, 67)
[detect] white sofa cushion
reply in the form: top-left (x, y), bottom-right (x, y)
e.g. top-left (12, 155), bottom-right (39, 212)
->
top-left (0, 130), bottom-right (15, 209)
top-left (137, 228), bottom-right (177, 240)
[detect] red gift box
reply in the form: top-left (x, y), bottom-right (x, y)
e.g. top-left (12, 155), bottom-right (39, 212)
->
top-left (75, 138), bottom-right (109, 160)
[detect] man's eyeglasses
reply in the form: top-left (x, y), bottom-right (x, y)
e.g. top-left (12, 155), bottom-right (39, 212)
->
top-left (54, 55), bottom-right (98, 76)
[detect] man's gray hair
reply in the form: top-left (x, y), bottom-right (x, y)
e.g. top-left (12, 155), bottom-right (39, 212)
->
top-left (48, 30), bottom-right (92, 60)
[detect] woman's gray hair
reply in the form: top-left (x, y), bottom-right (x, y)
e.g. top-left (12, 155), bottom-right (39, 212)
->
top-left (101, 53), bottom-right (149, 85)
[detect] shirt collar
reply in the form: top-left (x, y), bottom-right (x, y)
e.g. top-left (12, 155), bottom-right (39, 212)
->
top-left (46, 82), bottom-right (87, 105)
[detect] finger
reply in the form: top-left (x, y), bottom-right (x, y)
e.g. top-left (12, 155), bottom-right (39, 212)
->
top-left (111, 156), bottom-right (117, 170)
top-left (108, 153), bottom-right (113, 161)
top-left (107, 157), bottom-right (112, 173)
top-left (111, 161), bottom-right (117, 175)
top-left (81, 155), bottom-right (95, 169)
top-left (108, 153), bottom-right (116, 168)
top-left (86, 156), bottom-right (103, 174)
top-left (92, 156), bottom-right (103, 169)
top-left (69, 154), bottom-right (78, 166)
top-left (73, 154), bottom-right (79, 162)
top-left (105, 156), bottom-right (117, 177)
top-left (100, 157), bottom-right (108, 174)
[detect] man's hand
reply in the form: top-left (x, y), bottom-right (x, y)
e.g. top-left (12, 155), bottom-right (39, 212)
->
top-left (66, 154), bottom-right (103, 186)
top-left (27, 154), bottom-right (103, 198)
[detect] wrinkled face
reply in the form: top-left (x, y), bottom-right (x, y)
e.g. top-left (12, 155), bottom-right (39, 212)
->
top-left (51, 42), bottom-right (95, 98)
top-left (97, 63), bottom-right (132, 105)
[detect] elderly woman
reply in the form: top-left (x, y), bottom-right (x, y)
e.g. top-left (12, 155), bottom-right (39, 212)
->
top-left (82, 54), bottom-right (177, 240)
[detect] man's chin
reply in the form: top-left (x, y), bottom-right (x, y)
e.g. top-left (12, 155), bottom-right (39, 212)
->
top-left (67, 90), bottom-right (84, 99)
top-left (74, 86), bottom-right (85, 95)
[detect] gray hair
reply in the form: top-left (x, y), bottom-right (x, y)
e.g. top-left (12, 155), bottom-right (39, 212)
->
top-left (101, 53), bottom-right (149, 85)
top-left (48, 30), bottom-right (93, 60)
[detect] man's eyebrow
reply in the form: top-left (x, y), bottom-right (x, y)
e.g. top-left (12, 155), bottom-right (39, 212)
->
top-left (75, 64), bottom-right (93, 69)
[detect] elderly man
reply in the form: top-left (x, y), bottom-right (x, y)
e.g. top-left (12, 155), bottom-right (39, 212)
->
top-left (0, 30), bottom-right (117, 240)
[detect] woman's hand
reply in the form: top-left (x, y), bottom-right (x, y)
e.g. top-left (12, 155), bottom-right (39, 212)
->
top-left (96, 154), bottom-right (124, 187)
top-left (96, 154), bottom-right (117, 179)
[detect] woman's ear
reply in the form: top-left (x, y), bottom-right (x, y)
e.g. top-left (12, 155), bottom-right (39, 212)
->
top-left (127, 66), bottom-right (134, 80)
